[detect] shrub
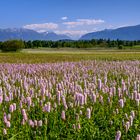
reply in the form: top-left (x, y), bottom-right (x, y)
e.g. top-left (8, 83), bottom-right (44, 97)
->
top-left (0, 42), bottom-right (2, 50)
top-left (118, 45), bottom-right (123, 49)
top-left (1, 40), bottom-right (25, 52)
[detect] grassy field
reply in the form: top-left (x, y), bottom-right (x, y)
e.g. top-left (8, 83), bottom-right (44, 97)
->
top-left (22, 46), bottom-right (140, 53)
top-left (0, 48), bottom-right (140, 63)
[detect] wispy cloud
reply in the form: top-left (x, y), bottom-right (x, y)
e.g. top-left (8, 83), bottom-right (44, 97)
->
top-left (23, 22), bottom-right (58, 30)
top-left (63, 19), bottom-right (105, 28)
top-left (54, 29), bottom-right (97, 39)
top-left (55, 30), bottom-right (89, 36)
top-left (61, 16), bottom-right (68, 20)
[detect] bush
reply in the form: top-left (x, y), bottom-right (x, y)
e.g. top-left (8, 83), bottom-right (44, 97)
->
top-left (0, 42), bottom-right (2, 50)
top-left (0, 40), bottom-right (25, 52)
top-left (118, 45), bottom-right (123, 50)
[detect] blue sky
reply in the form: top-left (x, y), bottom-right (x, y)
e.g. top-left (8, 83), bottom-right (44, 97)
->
top-left (0, 0), bottom-right (140, 39)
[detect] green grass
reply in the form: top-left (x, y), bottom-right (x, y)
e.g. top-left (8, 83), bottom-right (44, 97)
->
top-left (22, 46), bottom-right (140, 53)
top-left (123, 45), bottom-right (140, 49)
top-left (0, 49), bottom-right (140, 63)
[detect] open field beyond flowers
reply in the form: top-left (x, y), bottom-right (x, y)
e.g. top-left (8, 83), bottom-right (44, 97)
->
top-left (1, 51), bottom-right (140, 63)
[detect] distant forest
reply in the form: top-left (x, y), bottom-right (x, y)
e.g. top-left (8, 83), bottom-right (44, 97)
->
top-left (1, 39), bottom-right (140, 49)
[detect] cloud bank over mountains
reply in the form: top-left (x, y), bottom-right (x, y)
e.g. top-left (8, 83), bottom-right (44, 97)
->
top-left (22, 17), bottom-right (135, 40)
top-left (23, 18), bottom-right (105, 39)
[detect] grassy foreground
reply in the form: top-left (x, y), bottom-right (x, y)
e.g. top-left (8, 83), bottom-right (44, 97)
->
top-left (0, 49), bottom-right (140, 63)
top-left (1, 49), bottom-right (140, 139)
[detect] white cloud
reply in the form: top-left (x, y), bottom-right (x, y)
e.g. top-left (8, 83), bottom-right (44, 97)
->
top-left (61, 16), bottom-right (68, 20)
top-left (37, 30), bottom-right (47, 33)
top-left (23, 22), bottom-right (58, 30)
top-left (55, 30), bottom-right (89, 36)
top-left (55, 29), bottom-right (97, 38)
top-left (77, 19), bottom-right (104, 25)
top-left (55, 30), bottom-right (97, 39)
top-left (63, 19), bottom-right (105, 28)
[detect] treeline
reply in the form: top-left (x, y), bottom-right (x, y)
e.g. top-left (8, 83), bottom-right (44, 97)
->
top-left (23, 39), bottom-right (140, 49)
top-left (1, 39), bottom-right (140, 50)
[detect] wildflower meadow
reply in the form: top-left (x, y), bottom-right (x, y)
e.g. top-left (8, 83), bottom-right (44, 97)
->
top-left (0, 60), bottom-right (140, 139)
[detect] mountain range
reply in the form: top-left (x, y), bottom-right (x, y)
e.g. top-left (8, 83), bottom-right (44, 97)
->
top-left (80, 24), bottom-right (140, 40)
top-left (0, 24), bottom-right (140, 41)
top-left (0, 28), bottom-right (70, 41)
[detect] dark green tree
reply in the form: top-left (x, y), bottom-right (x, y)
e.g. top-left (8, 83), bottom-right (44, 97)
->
top-left (1, 40), bottom-right (25, 52)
